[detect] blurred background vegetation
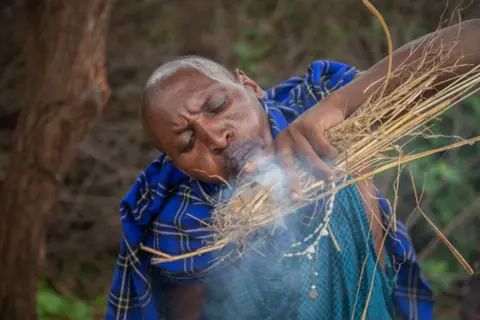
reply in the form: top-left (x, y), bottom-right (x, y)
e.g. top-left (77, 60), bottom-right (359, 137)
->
top-left (1, 0), bottom-right (479, 319)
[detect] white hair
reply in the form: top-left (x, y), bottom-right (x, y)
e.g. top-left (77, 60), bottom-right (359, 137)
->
top-left (145, 56), bottom-right (237, 89)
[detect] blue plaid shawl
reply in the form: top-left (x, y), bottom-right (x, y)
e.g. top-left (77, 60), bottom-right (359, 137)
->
top-left (106, 60), bottom-right (434, 319)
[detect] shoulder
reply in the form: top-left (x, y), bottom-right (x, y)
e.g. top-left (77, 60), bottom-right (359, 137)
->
top-left (265, 60), bottom-right (359, 103)
top-left (264, 60), bottom-right (359, 113)
top-left (120, 154), bottom-right (217, 225)
top-left (120, 154), bottom-right (189, 222)
top-left (307, 60), bottom-right (358, 88)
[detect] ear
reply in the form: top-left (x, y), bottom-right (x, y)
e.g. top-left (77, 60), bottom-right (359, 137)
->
top-left (234, 69), bottom-right (264, 99)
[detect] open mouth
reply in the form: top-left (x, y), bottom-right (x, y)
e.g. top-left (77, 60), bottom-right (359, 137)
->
top-left (223, 140), bottom-right (265, 179)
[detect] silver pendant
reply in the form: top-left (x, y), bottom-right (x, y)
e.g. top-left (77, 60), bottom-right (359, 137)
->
top-left (309, 288), bottom-right (318, 299)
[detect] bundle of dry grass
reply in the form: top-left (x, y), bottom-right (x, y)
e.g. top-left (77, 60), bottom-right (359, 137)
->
top-left (208, 36), bottom-right (478, 237)
top-left (143, 33), bottom-right (480, 265)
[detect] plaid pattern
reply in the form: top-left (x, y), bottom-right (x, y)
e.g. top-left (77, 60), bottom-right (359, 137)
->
top-left (106, 60), bottom-right (433, 320)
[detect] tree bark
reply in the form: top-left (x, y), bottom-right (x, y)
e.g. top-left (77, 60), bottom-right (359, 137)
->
top-left (0, 1), bottom-right (114, 319)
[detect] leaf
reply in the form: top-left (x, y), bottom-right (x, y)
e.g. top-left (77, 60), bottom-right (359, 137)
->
top-left (464, 96), bottom-right (480, 117)
top-left (421, 260), bottom-right (454, 292)
top-left (234, 41), bottom-right (250, 60)
top-left (90, 295), bottom-right (108, 308)
top-left (434, 162), bottom-right (460, 184)
top-left (37, 289), bottom-right (67, 316)
top-left (428, 260), bottom-right (448, 276)
top-left (70, 301), bottom-right (93, 320)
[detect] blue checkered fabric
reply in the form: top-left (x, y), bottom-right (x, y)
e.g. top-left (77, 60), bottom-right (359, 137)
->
top-left (106, 60), bottom-right (434, 320)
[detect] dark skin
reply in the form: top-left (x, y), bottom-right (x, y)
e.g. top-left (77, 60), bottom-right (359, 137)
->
top-left (144, 20), bottom-right (480, 319)
top-left (144, 68), bottom-right (272, 183)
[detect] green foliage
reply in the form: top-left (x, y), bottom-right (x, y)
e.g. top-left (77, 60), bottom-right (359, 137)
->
top-left (421, 259), bottom-right (455, 293)
top-left (234, 16), bottom-right (273, 87)
top-left (388, 95), bottom-right (480, 299)
top-left (466, 95), bottom-right (480, 117)
top-left (37, 280), bottom-right (105, 320)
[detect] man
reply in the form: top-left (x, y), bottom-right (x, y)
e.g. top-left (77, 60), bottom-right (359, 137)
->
top-left (107, 20), bottom-right (480, 319)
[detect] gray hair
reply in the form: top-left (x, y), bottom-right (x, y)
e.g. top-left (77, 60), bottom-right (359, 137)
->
top-left (145, 56), bottom-right (236, 90)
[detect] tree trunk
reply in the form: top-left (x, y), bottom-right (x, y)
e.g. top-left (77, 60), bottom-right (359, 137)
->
top-left (0, 1), bottom-right (114, 318)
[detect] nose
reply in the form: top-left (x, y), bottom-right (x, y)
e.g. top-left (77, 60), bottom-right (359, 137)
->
top-left (197, 122), bottom-right (233, 154)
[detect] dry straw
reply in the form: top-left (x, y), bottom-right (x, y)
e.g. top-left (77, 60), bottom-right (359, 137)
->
top-left (143, 17), bottom-right (480, 268)
top-left (207, 37), bottom-right (480, 251)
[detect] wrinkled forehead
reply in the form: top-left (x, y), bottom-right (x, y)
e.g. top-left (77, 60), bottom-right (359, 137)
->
top-left (147, 67), bottom-right (236, 111)
top-left (148, 68), bottom-right (205, 105)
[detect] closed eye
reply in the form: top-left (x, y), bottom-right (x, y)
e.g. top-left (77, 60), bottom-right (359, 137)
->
top-left (206, 95), bottom-right (229, 116)
top-left (180, 134), bottom-right (195, 153)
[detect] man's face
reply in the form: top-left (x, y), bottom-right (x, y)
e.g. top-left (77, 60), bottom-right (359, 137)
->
top-left (145, 68), bottom-right (273, 183)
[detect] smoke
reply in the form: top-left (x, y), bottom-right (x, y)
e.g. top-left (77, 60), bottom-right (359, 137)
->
top-left (222, 139), bottom-right (295, 232)
top-left (201, 140), bottom-right (337, 318)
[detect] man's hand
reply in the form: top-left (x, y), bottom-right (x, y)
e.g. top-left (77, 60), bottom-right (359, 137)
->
top-left (274, 101), bottom-right (345, 199)
top-left (245, 92), bottom-right (347, 199)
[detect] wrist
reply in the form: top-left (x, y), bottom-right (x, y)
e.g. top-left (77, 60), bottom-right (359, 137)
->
top-left (329, 75), bottom-right (371, 118)
top-left (324, 90), bottom-right (348, 119)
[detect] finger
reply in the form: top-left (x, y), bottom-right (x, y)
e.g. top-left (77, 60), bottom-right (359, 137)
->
top-left (294, 135), bottom-right (335, 180)
top-left (243, 154), bottom-right (275, 173)
top-left (276, 137), bottom-right (301, 200)
top-left (307, 127), bottom-right (340, 160)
